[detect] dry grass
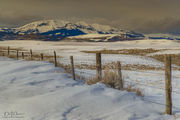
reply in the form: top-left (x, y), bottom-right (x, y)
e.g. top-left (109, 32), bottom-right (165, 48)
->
top-left (126, 84), bottom-right (144, 97)
top-left (86, 77), bottom-right (101, 85)
top-left (103, 62), bottom-right (163, 70)
top-left (102, 67), bottom-right (117, 88)
top-left (82, 48), bottom-right (162, 56)
top-left (87, 66), bottom-right (120, 89)
top-left (87, 67), bottom-right (118, 88)
top-left (75, 64), bottom-right (96, 70)
top-left (150, 54), bottom-right (180, 67)
top-left (87, 68), bottom-right (144, 97)
top-left (75, 62), bottom-right (163, 71)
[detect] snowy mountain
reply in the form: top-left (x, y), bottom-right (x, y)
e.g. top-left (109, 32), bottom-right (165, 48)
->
top-left (15, 20), bottom-right (68, 34)
top-left (0, 20), bottom-right (144, 41)
top-left (14, 20), bottom-right (121, 34)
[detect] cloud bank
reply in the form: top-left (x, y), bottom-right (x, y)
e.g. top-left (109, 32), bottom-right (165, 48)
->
top-left (0, 0), bottom-right (180, 34)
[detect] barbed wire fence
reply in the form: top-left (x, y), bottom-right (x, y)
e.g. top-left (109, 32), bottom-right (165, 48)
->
top-left (1, 46), bottom-right (180, 115)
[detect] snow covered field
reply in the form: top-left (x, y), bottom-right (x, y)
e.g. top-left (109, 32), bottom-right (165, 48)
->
top-left (0, 57), bottom-right (175, 120)
top-left (1, 39), bottom-right (180, 119)
top-left (0, 39), bottom-right (180, 67)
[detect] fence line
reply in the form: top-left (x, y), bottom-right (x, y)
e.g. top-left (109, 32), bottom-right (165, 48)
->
top-left (2, 47), bottom-right (180, 115)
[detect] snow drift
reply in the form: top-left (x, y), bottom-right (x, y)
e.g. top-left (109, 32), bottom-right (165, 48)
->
top-left (0, 57), bottom-right (173, 120)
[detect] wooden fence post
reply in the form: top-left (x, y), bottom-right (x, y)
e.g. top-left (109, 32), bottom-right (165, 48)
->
top-left (117, 61), bottom-right (123, 90)
top-left (54, 51), bottom-right (57, 67)
top-left (41, 53), bottom-right (44, 61)
top-left (8, 46), bottom-right (10, 56)
top-left (30, 49), bottom-right (33, 60)
top-left (96, 53), bottom-right (102, 81)
top-left (16, 50), bottom-right (19, 60)
top-left (22, 52), bottom-right (24, 59)
top-left (164, 55), bottom-right (172, 115)
top-left (70, 56), bottom-right (75, 80)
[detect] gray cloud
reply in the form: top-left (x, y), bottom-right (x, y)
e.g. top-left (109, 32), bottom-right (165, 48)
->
top-left (132, 18), bottom-right (180, 35)
top-left (0, 9), bottom-right (42, 27)
top-left (0, 0), bottom-right (180, 34)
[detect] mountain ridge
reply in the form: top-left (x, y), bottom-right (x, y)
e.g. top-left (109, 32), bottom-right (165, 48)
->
top-left (0, 20), bottom-right (145, 41)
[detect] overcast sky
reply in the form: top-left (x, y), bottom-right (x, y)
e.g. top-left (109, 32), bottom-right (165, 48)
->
top-left (0, 0), bottom-right (180, 34)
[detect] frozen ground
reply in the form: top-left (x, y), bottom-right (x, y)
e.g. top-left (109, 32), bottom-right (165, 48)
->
top-left (0, 57), bottom-right (175, 120)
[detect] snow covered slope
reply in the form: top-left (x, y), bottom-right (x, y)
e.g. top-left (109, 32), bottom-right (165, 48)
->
top-left (15, 20), bottom-right (68, 34)
top-left (0, 57), bottom-right (173, 120)
top-left (15, 20), bottom-right (121, 34)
